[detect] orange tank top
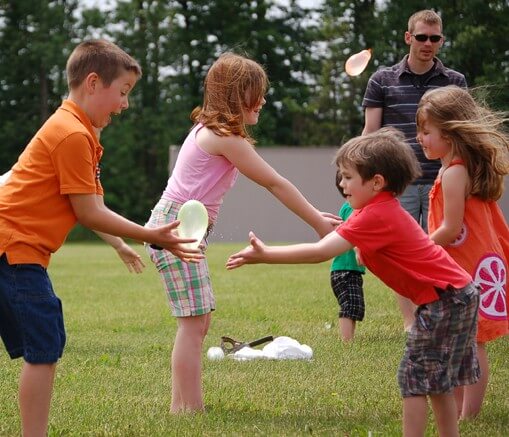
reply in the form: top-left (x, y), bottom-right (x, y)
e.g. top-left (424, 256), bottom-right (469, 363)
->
top-left (428, 159), bottom-right (509, 343)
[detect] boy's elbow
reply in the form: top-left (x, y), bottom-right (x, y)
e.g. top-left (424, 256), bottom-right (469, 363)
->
top-left (75, 211), bottom-right (95, 229)
top-left (74, 207), bottom-right (102, 229)
top-left (69, 194), bottom-right (103, 229)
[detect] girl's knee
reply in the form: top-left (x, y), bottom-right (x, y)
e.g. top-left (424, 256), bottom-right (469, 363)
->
top-left (178, 314), bottom-right (211, 338)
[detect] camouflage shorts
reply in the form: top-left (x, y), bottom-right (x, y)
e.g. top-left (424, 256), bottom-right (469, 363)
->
top-left (398, 283), bottom-right (480, 397)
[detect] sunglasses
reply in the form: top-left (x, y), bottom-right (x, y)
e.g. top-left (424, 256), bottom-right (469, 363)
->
top-left (412, 34), bottom-right (442, 43)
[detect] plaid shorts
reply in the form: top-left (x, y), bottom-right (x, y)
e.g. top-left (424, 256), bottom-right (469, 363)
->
top-left (330, 270), bottom-right (365, 321)
top-left (398, 283), bottom-right (480, 397)
top-left (145, 199), bottom-right (215, 317)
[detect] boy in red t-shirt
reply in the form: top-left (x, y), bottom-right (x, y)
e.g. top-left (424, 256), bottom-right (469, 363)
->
top-left (0, 40), bottom-right (201, 436)
top-left (227, 128), bottom-right (480, 437)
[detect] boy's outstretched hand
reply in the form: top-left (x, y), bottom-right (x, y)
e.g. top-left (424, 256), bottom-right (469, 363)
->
top-left (226, 231), bottom-right (265, 270)
top-left (115, 241), bottom-right (146, 273)
top-left (151, 221), bottom-right (204, 262)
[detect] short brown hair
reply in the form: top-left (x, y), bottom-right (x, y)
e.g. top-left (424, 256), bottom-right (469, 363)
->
top-left (408, 10), bottom-right (442, 33)
top-left (335, 128), bottom-right (422, 196)
top-left (66, 39), bottom-right (142, 90)
top-left (191, 52), bottom-right (268, 144)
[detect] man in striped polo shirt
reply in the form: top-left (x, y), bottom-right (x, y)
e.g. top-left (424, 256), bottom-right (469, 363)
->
top-left (361, 9), bottom-right (466, 330)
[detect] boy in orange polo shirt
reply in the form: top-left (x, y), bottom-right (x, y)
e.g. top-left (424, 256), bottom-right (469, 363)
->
top-left (0, 40), bottom-right (200, 436)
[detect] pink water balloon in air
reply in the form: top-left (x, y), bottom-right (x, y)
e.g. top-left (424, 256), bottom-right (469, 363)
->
top-left (345, 49), bottom-right (372, 76)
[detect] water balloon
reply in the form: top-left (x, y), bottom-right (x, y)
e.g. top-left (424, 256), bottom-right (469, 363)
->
top-left (345, 49), bottom-right (372, 76)
top-left (177, 199), bottom-right (209, 249)
top-left (206, 346), bottom-right (225, 361)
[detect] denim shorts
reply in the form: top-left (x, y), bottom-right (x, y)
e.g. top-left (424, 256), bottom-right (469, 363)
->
top-left (0, 254), bottom-right (66, 364)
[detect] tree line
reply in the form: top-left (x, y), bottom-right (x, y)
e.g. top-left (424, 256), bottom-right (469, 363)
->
top-left (1, 0), bottom-right (507, 226)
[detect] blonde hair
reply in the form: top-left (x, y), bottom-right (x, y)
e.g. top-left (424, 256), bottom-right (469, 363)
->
top-left (190, 52), bottom-right (268, 144)
top-left (66, 39), bottom-right (142, 90)
top-left (417, 86), bottom-right (509, 201)
top-left (335, 128), bottom-right (421, 196)
top-left (408, 10), bottom-right (442, 33)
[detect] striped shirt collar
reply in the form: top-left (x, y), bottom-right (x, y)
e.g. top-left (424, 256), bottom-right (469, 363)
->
top-left (396, 55), bottom-right (449, 78)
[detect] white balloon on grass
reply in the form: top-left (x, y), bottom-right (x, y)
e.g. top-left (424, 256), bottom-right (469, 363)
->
top-left (207, 346), bottom-right (225, 361)
top-left (177, 200), bottom-right (209, 249)
top-left (345, 49), bottom-right (372, 76)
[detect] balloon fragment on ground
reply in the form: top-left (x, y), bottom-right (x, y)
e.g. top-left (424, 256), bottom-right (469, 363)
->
top-left (231, 336), bottom-right (313, 361)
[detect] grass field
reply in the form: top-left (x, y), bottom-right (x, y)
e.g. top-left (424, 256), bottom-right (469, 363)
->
top-left (1, 243), bottom-right (508, 436)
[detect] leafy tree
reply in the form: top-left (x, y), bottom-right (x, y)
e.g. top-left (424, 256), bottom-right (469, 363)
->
top-left (84, 0), bottom-right (322, 222)
top-left (0, 0), bottom-right (78, 172)
top-left (1, 0), bottom-right (507, 228)
top-left (435, 0), bottom-right (509, 109)
top-left (303, 0), bottom-right (377, 145)
top-left (160, 0), bottom-right (318, 146)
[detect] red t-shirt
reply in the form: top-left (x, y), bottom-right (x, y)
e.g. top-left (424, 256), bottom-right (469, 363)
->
top-left (0, 100), bottom-right (103, 267)
top-left (337, 191), bottom-right (471, 305)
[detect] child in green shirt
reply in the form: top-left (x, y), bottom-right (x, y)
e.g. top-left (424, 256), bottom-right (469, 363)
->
top-left (330, 173), bottom-right (366, 341)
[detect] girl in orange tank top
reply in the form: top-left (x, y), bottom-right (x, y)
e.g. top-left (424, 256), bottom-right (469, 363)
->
top-left (416, 85), bottom-right (509, 419)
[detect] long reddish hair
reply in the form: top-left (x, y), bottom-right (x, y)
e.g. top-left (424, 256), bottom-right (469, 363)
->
top-left (191, 52), bottom-right (268, 144)
top-left (417, 86), bottom-right (509, 201)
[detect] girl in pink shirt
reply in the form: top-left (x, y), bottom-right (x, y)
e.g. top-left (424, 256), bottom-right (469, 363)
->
top-left (146, 52), bottom-right (339, 414)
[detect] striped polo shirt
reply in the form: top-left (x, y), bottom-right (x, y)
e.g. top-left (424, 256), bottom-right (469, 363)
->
top-left (362, 55), bottom-right (467, 183)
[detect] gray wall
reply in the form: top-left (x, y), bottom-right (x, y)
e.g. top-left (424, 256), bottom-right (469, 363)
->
top-left (169, 146), bottom-right (509, 243)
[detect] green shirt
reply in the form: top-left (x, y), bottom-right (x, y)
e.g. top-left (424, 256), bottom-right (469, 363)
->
top-left (330, 202), bottom-right (366, 273)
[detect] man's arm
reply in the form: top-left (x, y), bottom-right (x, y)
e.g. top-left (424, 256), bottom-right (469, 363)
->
top-left (362, 107), bottom-right (383, 135)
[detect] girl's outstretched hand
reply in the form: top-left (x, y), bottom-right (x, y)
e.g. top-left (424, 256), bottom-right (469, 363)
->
top-left (226, 231), bottom-right (265, 270)
top-left (316, 212), bottom-right (342, 237)
top-left (321, 211), bottom-right (342, 225)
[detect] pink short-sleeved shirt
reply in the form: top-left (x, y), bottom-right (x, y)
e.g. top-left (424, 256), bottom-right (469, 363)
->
top-left (162, 124), bottom-right (238, 223)
top-left (337, 191), bottom-right (471, 305)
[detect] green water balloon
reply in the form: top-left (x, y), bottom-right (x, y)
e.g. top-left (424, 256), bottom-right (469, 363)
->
top-left (177, 200), bottom-right (209, 249)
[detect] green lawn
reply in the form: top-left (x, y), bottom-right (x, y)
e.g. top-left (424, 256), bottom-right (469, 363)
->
top-left (1, 243), bottom-right (508, 436)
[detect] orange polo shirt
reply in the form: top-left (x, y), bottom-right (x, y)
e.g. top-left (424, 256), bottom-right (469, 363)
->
top-left (0, 100), bottom-right (103, 267)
